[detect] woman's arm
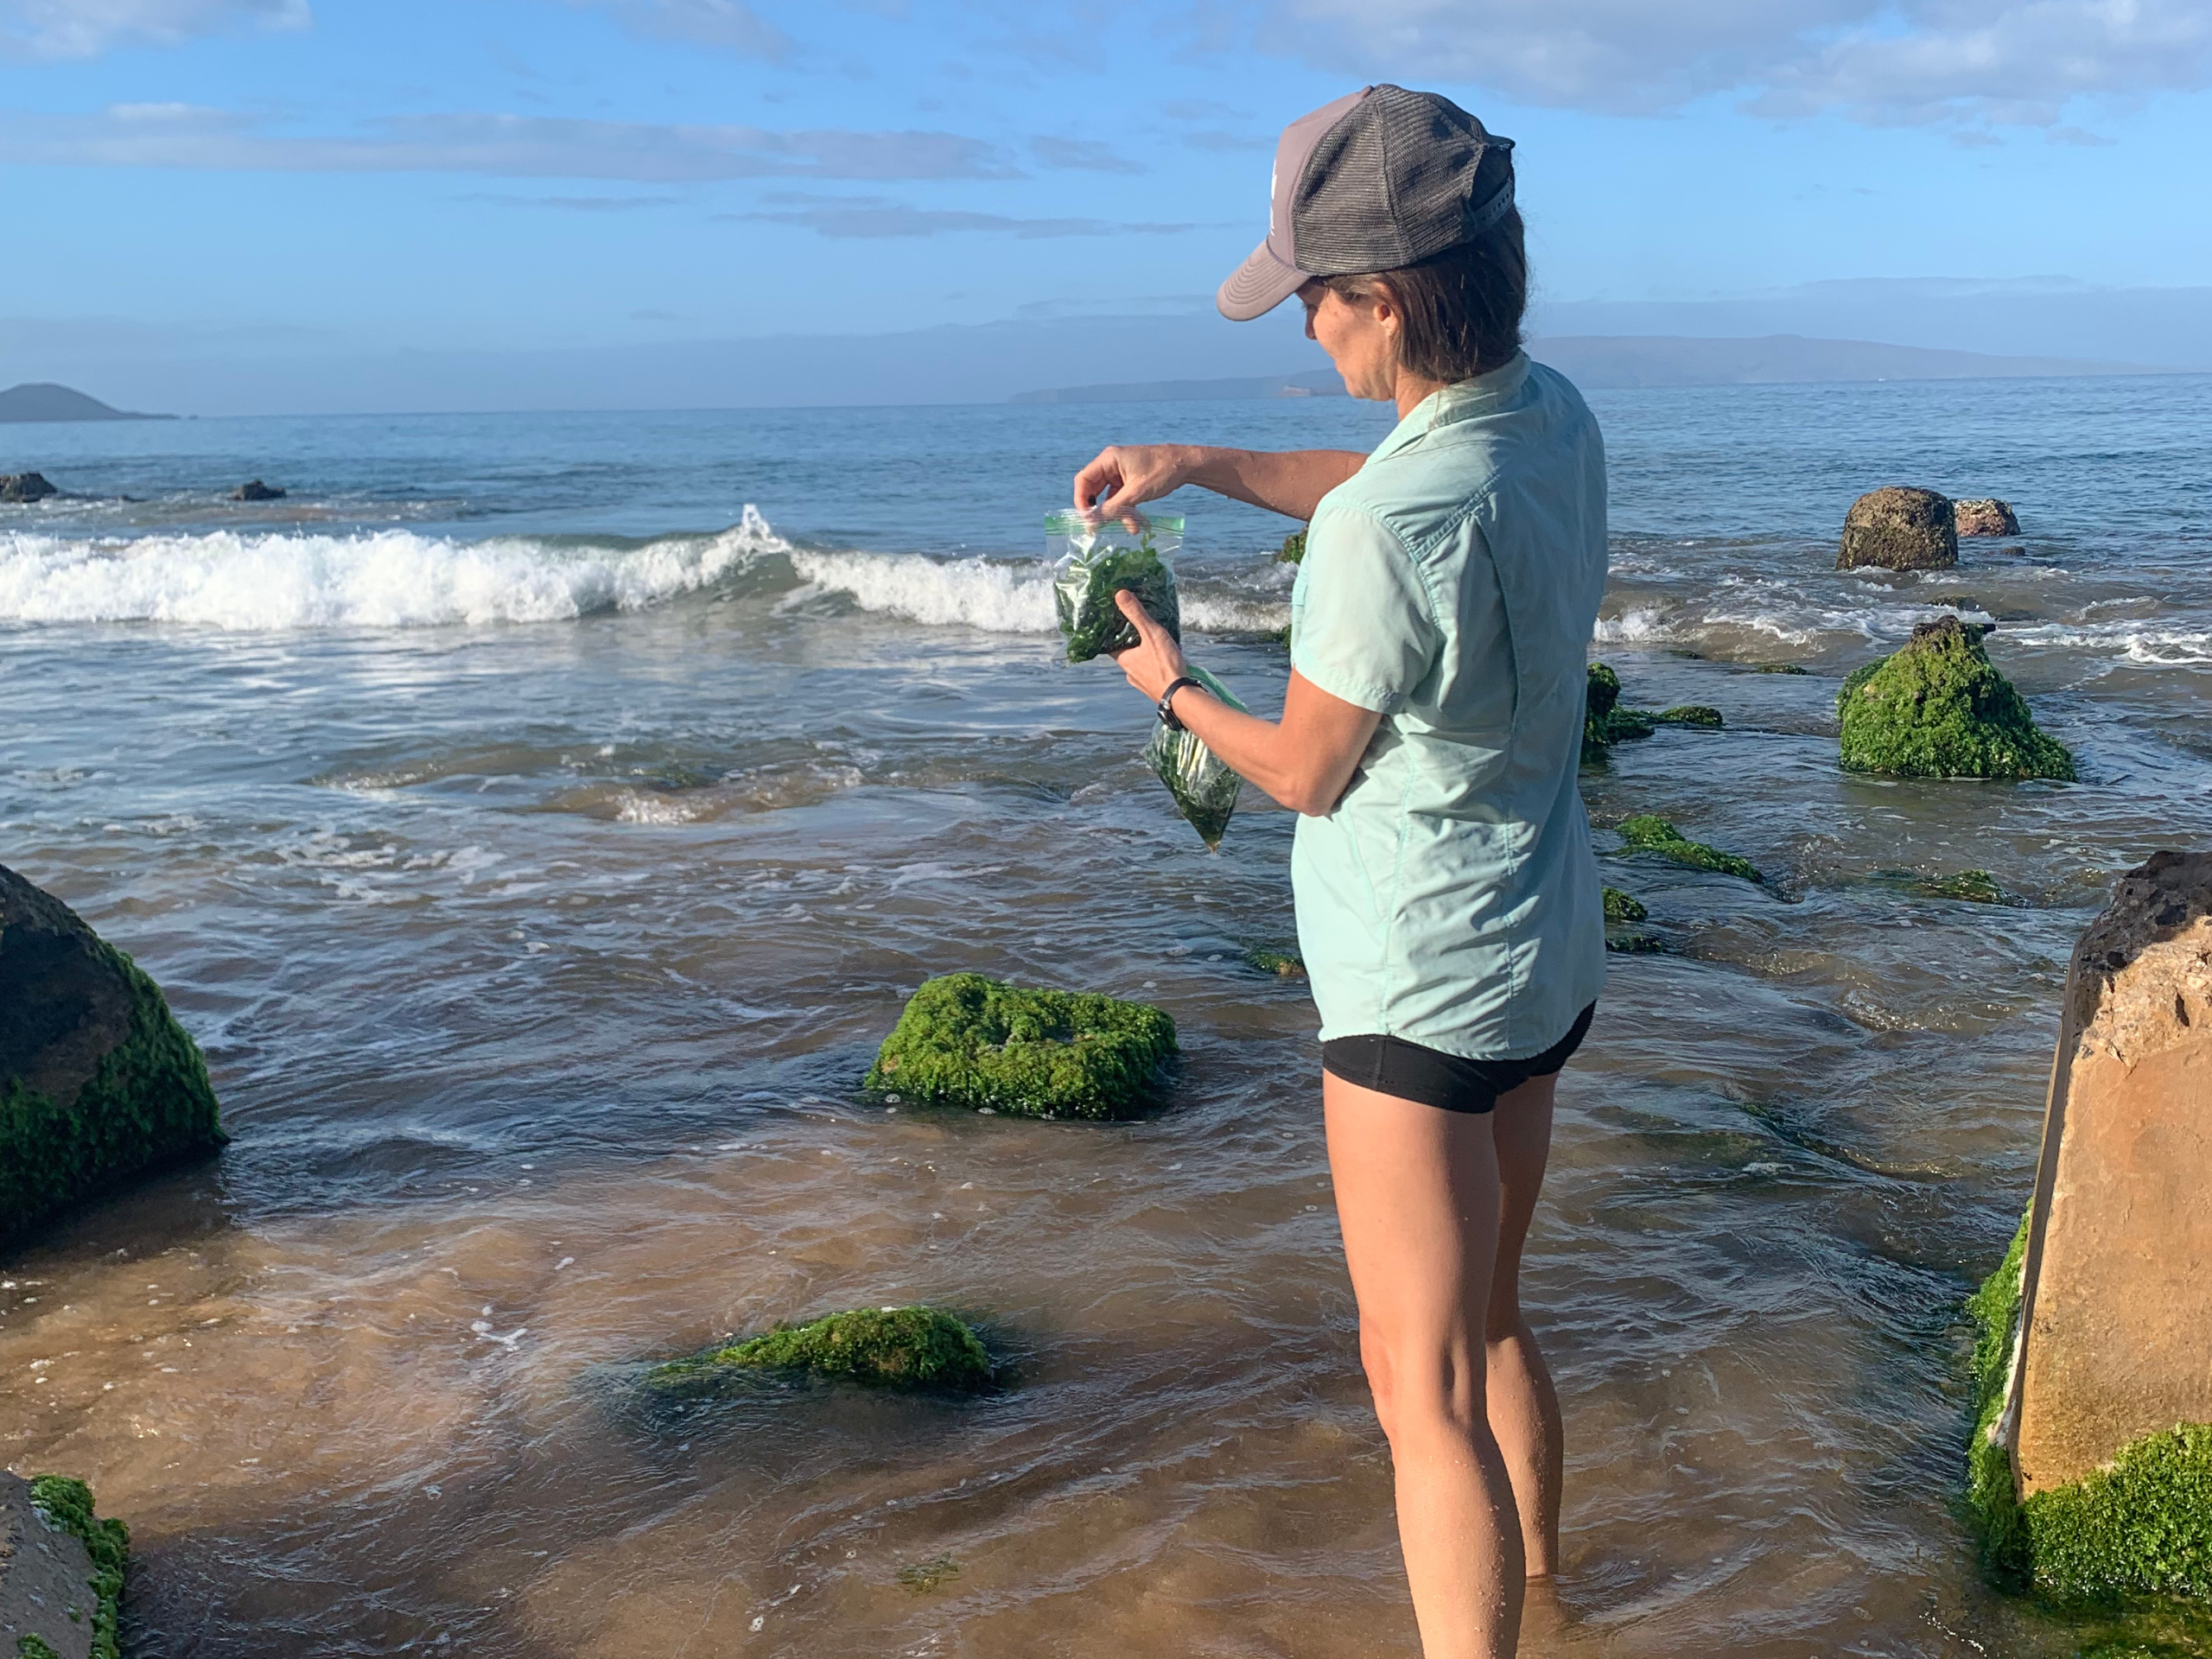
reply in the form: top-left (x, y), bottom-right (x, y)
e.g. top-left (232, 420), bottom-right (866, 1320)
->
top-left (1107, 590), bottom-right (1380, 816)
top-left (1073, 444), bottom-right (1364, 527)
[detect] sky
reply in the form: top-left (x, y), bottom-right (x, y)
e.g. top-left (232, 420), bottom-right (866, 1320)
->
top-left (3, 0), bottom-right (2211, 410)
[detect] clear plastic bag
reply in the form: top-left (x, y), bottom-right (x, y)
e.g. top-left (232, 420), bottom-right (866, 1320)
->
top-left (1046, 510), bottom-right (1183, 663)
top-left (1143, 664), bottom-right (1246, 850)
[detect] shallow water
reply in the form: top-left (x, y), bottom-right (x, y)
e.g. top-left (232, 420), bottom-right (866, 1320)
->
top-left (3, 376), bottom-right (2211, 1656)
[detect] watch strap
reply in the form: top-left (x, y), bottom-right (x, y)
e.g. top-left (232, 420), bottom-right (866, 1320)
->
top-left (1157, 675), bottom-right (1205, 731)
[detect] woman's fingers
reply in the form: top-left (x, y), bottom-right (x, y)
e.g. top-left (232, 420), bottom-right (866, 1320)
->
top-left (1115, 588), bottom-right (1167, 641)
top-left (1072, 449), bottom-right (1124, 516)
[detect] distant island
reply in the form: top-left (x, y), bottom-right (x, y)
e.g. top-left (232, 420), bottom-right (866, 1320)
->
top-left (0, 383), bottom-right (173, 423)
top-left (1011, 334), bottom-right (2152, 402)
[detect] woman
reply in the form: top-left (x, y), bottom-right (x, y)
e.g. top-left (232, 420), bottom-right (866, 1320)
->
top-left (1070, 86), bottom-right (1608, 1659)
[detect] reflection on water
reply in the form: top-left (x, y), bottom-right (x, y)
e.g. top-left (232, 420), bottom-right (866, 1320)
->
top-left (4, 378), bottom-right (2211, 1655)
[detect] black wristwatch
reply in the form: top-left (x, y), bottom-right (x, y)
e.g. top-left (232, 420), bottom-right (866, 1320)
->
top-left (1157, 676), bottom-right (1204, 732)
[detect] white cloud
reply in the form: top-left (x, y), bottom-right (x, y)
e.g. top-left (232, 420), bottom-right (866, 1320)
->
top-left (1260, 0), bottom-right (2212, 128)
top-left (0, 0), bottom-right (307, 59)
top-left (724, 191), bottom-right (1198, 238)
top-left (0, 105), bottom-right (1017, 181)
top-left (571, 0), bottom-right (791, 60)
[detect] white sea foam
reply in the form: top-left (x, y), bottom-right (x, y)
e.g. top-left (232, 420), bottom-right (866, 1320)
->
top-left (0, 507), bottom-right (788, 629)
top-left (786, 550), bottom-right (1058, 633)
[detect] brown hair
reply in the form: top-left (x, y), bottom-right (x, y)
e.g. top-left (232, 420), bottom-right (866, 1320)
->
top-left (1323, 153), bottom-right (1527, 381)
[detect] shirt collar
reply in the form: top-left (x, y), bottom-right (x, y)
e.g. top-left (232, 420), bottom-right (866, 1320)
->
top-left (1369, 350), bottom-right (1531, 461)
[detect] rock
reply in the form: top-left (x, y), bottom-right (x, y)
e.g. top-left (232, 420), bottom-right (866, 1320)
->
top-left (1615, 815), bottom-right (1761, 882)
top-left (1752, 663), bottom-right (1808, 675)
top-left (0, 473), bottom-right (57, 504)
top-left (1836, 616), bottom-right (2074, 781)
top-left (1581, 664), bottom-right (1656, 761)
top-left (647, 1306), bottom-right (993, 1393)
top-left (1275, 529), bottom-right (1306, 565)
top-left (228, 480), bottom-right (285, 501)
top-left (0, 1473), bottom-right (128, 1659)
top-left (1920, 869), bottom-right (2005, 905)
top-left (1837, 485), bottom-right (1957, 572)
top-left (1, 864), bottom-right (227, 1247)
top-left (1967, 851), bottom-right (2212, 1602)
top-left (865, 972), bottom-right (1176, 1120)
top-left (1241, 945), bottom-right (1305, 977)
top-left (1955, 497), bottom-right (2021, 537)
top-left (1654, 705), bottom-right (1723, 728)
top-left (1602, 887), bottom-right (1647, 925)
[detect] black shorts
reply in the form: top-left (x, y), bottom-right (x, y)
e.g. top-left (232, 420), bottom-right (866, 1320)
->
top-left (1321, 1002), bottom-right (1595, 1116)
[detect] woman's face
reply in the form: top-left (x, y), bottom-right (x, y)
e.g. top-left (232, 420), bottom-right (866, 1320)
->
top-left (1299, 279), bottom-right (1399, 402)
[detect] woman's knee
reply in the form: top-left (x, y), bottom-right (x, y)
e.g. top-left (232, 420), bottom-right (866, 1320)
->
top-left (1360, 1326), bottom-right (1482, 1440)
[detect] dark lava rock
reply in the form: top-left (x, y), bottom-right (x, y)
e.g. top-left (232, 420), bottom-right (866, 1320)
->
top-left (0, 1473), bottom-right (128, 1659)
top-left (1838, 486), bottom-right (1958, 572)
top-left (1836, 616), bottom-right (2074, 781)
top-left (229, 480), bottom-right (286, 501)
top-left (1, 864), bottom-right (227, 1248)
top-left (0, 473), bottom-right (57, 503)
top-left (1582, 664), bottom-right (1656, 762)
top-left (1953, 497), bottom-right (2020, 537)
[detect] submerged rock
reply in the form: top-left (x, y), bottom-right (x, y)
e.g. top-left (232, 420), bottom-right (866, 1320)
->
top-left (1752, 663), bottom-right (1809, 676)
top-left (648, 1306), bottom-right (992, 1393)
top-left (1654, 705), bottom-right (1723, 728)
top-left (228, 480), bottom-right (286, 502)
top-left (1920, 869), bottom-right (2005, 905)
top-left (1954, 497), bottom-right (2020, 537)
top-left (1967, 852), bottom-right (2212, 1604)
top-left (1274, 529), bottom-right (1306, 565)
top-left (1836, 616), bottom-right (2074, 781)
top-left (1838, 485), bottom-right (1957, 572)
top-left (1616, 815), bottom-right (1761, 882)
top-left (2, 864), bottom-right (227, 1247)
top-left (1601, 887), bottom-right (1647, 925)
top-left (0, 1473), bottom-right (128, 1659)
top-left (1241, 944), bottom-right (1305, 977)
top-left (0, 473), bottom-right (57, 503)
top-left (865, 972), bottom-right (1176, 1120)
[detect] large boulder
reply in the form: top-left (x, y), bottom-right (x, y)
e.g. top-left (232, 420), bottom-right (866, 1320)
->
top-left (0, 474), bottom-right (57, 504)
top-left (1955, 497), bottom-right (2021, 537)
top-left (1967, 852), bottom-right (2212, 1602)
top-left (1837, 617), bottom-right (2074, 780)
top-left (2, 864), bottom-right (226, 1248)
top-left (865, 972), bottom-right (1176, 1120)
top-left (228, 480), bottom-right (285, 502)
top-left (1838, 485), bottom-right (1957, 571)
top-left (0, 1473), bottom-right (128, 1659)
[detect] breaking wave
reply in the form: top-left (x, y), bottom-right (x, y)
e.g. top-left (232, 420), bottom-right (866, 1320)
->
top-left (786, 549), bottom-right (1288, 635)
top-left (0, 507), bottom-right (790, 629)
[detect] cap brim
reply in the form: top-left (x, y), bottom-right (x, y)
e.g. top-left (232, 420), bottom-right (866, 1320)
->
top-left (1216, 239), bottom-right (1307, 321)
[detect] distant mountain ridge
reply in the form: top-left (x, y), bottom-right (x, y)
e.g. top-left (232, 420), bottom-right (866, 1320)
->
top-left (0, 383), bottom-right (171, 423)
top-left (1012, 334), bottom-right (2152, 402)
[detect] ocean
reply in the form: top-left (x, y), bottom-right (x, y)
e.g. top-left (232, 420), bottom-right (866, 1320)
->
top-left (3, 372), bottom-right (2210, 1656)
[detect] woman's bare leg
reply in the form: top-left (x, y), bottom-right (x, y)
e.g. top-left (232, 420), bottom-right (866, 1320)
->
top-left (1325, 1071), bottom-right (1525, 1659)
top-left (1484, 1072), bottom-right (1564, 1578)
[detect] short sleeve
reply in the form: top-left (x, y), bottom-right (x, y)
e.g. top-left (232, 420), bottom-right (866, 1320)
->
top-left (1290, 502), bottom-right (1438, 714)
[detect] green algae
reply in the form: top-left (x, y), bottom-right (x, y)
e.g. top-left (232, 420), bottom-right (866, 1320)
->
top-left (898, 1554), bottom-right (962, 1593)
top-left (17, 1637), bottom-right (61, 1659)
top-left (1275, 530), bottom-right (1306, 565)
top-left (2, 931), bottom-right (227, 1249)
top-left (27, 1476), bottom-right (126, 1659)
top-left (1655, 705), bottom-right (1724, 728)
top-left (1923, 869), bottom-right (2005, 905)
top-left (1242, 945), bottom-right (1305, 977)
top-left (1583, 664), bottom-right (1657, 761)
top-left (1966, 1212), bottom-right (2032, 1584)
top-left (648, 1306), bottom-right (992, 1394)
top-left (865, 972), bottom-right (1176, 1120)
top-left (1602, 887), bottom-right (1648, 925)
top-left (1143, 663), bottom-right (1246, 849)
top-left (1753, 663), bottom-right (1809, 675)
top-left (1054, 537), bottom-right (1180, 664)
top-left (1838, 617), bottom-right (2075, 781)
top-left (1615, 815), bottom-right (1762, 882)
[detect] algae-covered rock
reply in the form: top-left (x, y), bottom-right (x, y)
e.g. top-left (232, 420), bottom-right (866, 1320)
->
top-left (1655, 706), bottom-right (1723, 728)
top-left (1582, 664), bottom-right (1656, 762)
top-left (1921, 869), bottom-right (2005, 905)
top-left (1838, 485), bottom-right (1957, 571)
top-left (1275, 530), bottom-right (1306, 565)
top-left (1837, 617), bottom-right (2074, 781)
top-left (2, 865), bottom-right (226, 1248)
top-left (1616, 816), bottom-right (1761, 882)
top-left (1601, 887), bottom-right (1647, 925)
top-left (1753, 663), bottom-right (1808, 676)
top-left (648, 1306), bottom-right (992, 1394)
top-left (1242, 945), bottom-right (1305, 977)
top-left (866, 972), bottom-right (1176, 1120)
top-left (1955, 497), bottom-right (2020, 537)
top-left (0, 1473), bottom-right (128, 1659)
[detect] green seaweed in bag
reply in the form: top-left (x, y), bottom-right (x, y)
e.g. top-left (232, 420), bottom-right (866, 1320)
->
top-left (1144, 664), bottom-right (1247, 849)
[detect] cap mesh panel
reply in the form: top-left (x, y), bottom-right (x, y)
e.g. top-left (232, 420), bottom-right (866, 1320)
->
top-left (1292, 84), bottom-right (1512, 276)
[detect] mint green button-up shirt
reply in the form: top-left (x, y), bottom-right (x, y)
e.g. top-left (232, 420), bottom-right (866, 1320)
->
top-left (1288, 352), bottom-right (1609, 1060)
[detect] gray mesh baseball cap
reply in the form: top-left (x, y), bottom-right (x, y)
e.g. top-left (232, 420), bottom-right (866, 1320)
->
top-left (1217, 85), bottom-right (1516, 322)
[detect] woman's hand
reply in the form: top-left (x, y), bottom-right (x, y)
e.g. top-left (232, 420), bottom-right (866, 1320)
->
top-left (1072, 444), bottom-right (1198, 528)
top-left (1107, 588), bottom-right (1187, 702)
